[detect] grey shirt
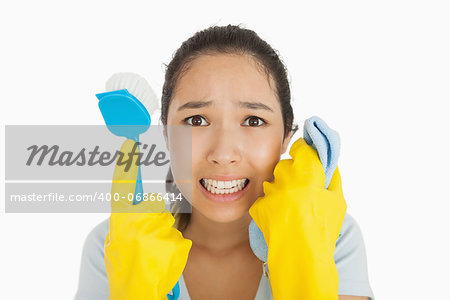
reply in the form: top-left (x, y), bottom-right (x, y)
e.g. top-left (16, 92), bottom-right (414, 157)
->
top-left (74, 213), bottom-right (375, 300)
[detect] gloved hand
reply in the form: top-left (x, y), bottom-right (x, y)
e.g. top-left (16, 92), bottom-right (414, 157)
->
top-left (249, 137), bottom-right (347, 300)
top-left (104, 139), bottom-right (192, 300)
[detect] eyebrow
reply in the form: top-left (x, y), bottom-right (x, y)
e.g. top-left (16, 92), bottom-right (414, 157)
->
top-left (177, 100), bottom-right (274, 112)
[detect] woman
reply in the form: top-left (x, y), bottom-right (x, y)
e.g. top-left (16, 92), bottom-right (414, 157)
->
top-left (75, 24), bottom-right (374, 300)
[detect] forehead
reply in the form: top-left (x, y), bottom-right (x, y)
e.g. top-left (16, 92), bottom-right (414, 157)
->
top-left (171, 53), bottom-right (279, 110)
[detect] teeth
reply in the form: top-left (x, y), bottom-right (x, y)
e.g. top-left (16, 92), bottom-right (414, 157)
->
top-left (201, 178), bottom-right (248, 194)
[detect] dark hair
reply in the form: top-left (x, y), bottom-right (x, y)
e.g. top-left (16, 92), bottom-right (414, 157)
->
top-left (160, 24), bottom-right (299, 231)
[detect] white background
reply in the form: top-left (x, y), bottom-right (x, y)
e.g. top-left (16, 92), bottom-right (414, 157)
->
top-left (1, 0), bottom-right (449, 299)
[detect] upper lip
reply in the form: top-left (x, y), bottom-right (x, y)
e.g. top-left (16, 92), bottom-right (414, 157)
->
top-left (201, 175), bottom-right (249, 181)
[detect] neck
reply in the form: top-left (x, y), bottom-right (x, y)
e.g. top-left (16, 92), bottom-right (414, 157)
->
top-left (181, 207), bottom-right (252, 254)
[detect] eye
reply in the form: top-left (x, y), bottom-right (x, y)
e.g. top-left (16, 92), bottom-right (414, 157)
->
top-left (243, 116), bottom-right (266, 127)
top-left (183, 115), bottom-right (209, 126)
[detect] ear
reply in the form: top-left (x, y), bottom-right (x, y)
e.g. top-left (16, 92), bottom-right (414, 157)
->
top-left (281, 130), bottom-right (293, 155)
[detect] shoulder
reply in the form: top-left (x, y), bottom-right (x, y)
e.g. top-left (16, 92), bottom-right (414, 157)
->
top-left (336, 213), bottom-right (365, 251)
top-left (335, 213), bottom-right (375, 300)
top-left (82, 218), bottom-right (110, 253)
top-left (74, 218), bottom-right (110, 300)
top-left (78, 218), bottom-right (109, 269)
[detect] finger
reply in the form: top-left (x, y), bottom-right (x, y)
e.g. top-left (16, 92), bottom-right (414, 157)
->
top-left (131, 193), bottom-right (167, 214)
top-left (289, 137), bottom-right (325, 188)
top-left (112, 193), bottom-right (170, 214)
top-left (271, 159), bottom-right (293, 188)
top-left (327, 165), bottom-right (342, 191)
top-left (111, 139), bottom-right (139, 212)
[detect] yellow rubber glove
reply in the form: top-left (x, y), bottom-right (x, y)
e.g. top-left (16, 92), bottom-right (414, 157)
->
top-left (249, 138), bottom-right (347, 300)
top-left (104, 139), bottom-right (192, 300)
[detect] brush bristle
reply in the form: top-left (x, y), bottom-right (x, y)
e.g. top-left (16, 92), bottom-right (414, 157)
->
top-left (105, 72), bottom-right (159, 116)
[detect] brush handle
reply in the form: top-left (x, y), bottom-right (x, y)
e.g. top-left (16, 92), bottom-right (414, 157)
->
top-left (130, 139), bottom-right (181, 300)
top-left (167, 281), bottom-right (180, 300)
top-left (133, 137), bottom-right (144, 205)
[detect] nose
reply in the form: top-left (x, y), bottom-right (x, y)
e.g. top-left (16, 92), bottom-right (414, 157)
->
top-left (207, 125), bottom-right (242, 166)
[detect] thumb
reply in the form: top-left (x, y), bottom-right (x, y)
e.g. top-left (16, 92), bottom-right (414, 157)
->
top-left (289, 137), bottom-right (326, 188)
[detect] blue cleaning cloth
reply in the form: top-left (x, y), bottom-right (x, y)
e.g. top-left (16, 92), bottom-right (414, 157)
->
top-left (303, 116), bottom-right (341, 188)
top-left (249, 116), bottom-right (341, 262)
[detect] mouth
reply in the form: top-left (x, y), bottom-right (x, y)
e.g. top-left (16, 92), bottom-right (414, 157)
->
top-left (198, 178), bottom-right (251, 203)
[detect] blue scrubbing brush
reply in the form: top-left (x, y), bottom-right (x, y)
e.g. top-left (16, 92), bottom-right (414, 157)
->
top-left (96, 72), bottom-right (159, 204)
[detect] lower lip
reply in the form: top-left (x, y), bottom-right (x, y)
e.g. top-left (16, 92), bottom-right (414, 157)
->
top-left (198, 179), bottom-right (250, 203)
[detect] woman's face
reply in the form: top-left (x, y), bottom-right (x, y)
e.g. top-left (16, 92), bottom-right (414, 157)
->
top-left (165, 53), bottom-right (292, 224)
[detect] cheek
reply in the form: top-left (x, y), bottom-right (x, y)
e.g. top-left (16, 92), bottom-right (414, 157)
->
top-left (166, 126), bottom-right (194, 203)
top-left (246, 134), bottom-right (280, 162)
top-left (190, 129), bottom-right (282, 161)
top-left (190, 128), bottom-right (283, 172)
top-left (179, 128), bottom-right (284, 200)
top-left (244, 134), bottom-right (282, 185)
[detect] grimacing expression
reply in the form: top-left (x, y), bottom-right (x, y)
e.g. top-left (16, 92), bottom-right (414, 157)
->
top-left (165, 53), bottom-right (292, 223)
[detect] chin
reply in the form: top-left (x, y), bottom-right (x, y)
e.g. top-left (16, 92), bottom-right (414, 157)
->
top-left (210, 209), bottom-right (249, 224)
top-left (193, 200), bottom-right (252, 224)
